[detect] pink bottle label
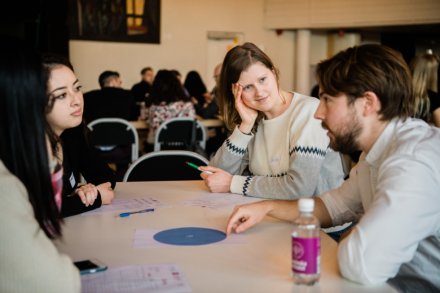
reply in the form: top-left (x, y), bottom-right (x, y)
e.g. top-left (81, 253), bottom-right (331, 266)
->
top-left (292, 237), bottom-right (320, 274)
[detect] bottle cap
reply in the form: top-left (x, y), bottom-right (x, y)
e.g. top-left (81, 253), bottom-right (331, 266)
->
top-left (298, 198), bottom-right (314, 212)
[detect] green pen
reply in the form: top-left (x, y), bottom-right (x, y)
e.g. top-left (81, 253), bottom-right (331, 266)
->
top-left (186, 162), bottom-right (213, 174)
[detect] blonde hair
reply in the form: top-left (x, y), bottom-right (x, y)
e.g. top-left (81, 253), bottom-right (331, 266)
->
top-left (410, 53), bottom-right (439, 119)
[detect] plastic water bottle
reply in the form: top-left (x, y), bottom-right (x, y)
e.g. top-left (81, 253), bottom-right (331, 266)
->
top-left (291, 198), bottom-right (320, 285)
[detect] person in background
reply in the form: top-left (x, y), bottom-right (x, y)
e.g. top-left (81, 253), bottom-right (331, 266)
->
top-left (184, 70), bottom-right (208, 105)
top-left (211, 63), bottom-right (223, 99)
top-left (201, 63), bottom-right (222, 119)
top-left (144, 69), bottom-right (195, 151)
top-left (0, 36), bottom-right (80, 292)
top-left (200, 42), bottom-right (345, 199)
top-left (42, 54), bottom-right (115, 217)
top-left (83, 70), bottom-right (138, 123)
top-left (205, 62), bottom-right (227, 158)
top-left (225, 44), bottom-right (440, 291)
top-left (410, 51), bottom-right (440, 127)
top-left (184, 70), bottom-right (218, 118)
top-left (171, 69), bottom-right (190, 98)
top-left (131, 66), bottom-right (154, 104)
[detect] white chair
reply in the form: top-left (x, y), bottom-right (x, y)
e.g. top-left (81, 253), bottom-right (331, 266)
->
top-left (153, 117), bottom-right (207, 153)
top-left (123, 150), bottom-right (209, 182)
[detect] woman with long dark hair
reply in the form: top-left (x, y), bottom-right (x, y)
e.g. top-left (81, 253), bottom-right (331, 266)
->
top-left (145, 69), bottom-right (195, 147)
top-left (42, 54), bottom-right (115, 217)
top-left (0, 37), bottom-right (80, 291)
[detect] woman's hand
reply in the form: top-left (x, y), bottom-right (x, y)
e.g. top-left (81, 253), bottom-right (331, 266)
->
top-left (226, 201), bottom-right (271, 235)
top-left (203, 92), bottom-right (214, 104)
top-left (75, 183), bottom-right (98, 206)
top-left (191, 96), bottom-right (198, 105)
top-left (199, 166), bottom-right (233, 193)
top-left (232, 83), bottom-right (257, 134)
top-left (96, 182), bottom-right (114, 205)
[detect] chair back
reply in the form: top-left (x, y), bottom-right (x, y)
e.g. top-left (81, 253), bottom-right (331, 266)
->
top-left (154, 117), bottom-right (207, 153)
top-left (87, 118), bottom-right (139, 163)
top-left (123, 150), bottom-right (209, 182)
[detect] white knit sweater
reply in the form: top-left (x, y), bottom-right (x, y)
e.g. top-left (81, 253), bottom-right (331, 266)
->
top-left (210, 92), bottom-right (345, 199)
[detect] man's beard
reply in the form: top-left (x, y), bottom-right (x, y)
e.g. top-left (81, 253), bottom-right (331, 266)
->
top-left (322, 115), bottom-right (362, 155)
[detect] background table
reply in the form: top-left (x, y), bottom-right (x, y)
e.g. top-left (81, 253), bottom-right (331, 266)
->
top-left (131, 118), bottom-right (224, 130)
top-left (56, 181), bottom-right (396, 293)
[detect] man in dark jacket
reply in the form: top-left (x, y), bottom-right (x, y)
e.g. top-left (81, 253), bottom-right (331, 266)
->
top-left (131, 66), bottom-right (154, 104)
top-left (83, 70), bottom-right (138, 123)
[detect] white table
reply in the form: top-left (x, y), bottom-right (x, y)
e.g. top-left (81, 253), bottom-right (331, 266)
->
top-left (130, 119), bottom-right (224, 130)
top-left (56, 181), bottom-right (396, 293)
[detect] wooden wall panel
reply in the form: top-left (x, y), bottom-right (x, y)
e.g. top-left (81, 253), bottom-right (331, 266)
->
top-left (263, 0), bottom-right (310, 28)
top-left (264, 0), bottom-right (440, 29)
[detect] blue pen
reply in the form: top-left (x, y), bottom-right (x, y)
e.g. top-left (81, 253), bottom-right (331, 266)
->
top-left (119, 208), bottom-right (155, 217)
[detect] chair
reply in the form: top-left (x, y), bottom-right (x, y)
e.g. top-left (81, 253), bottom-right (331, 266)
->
top-left (87, 118), bottom-right (139, 168)
top-left (123, 150), bottom-right (209, 182)
top-left (154, 117), bottom-right (207, 153)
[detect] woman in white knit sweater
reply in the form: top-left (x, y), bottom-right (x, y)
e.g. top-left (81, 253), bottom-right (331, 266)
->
top-left (200, 42), bottom-right (346, 199)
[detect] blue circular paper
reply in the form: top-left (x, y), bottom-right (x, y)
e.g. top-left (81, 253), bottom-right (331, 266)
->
top-left (153, 227), bottom-right (226, 246)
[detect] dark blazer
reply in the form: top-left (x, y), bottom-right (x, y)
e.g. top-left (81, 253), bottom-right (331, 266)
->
top-left (194, 100), bottom-right (219, 119)
top-left (60, 124), bottom-right (116, 217)
top-left (83, 87), bottom-right (138, 123)
top-left (131, 80), bottom-right (152, 103)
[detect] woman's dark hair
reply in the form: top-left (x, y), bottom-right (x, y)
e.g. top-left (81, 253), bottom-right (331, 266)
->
top-left (150, 69), bottom-right (189, 105)
top-left (41, 53), bottom-right (74, 111)
top-left (41, 53), bottom-right (74, 159)
top-left (183, 70), bottom-right (207, 104)
top-left (0, 37), bottom-right (62, 238)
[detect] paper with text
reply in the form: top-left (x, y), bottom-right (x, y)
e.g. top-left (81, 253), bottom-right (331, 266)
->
top-left (181, 193), bottom-right (259, 209)
top-left (82, 198), bottom-right (166, 216)
top-left (81, 264), bottom-right (191, 293)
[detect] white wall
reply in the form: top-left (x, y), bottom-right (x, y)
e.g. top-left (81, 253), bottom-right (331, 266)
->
top-left (69, 0), bottom-right (296, 93)
top-left (69, 1), bottom-right (437, 97)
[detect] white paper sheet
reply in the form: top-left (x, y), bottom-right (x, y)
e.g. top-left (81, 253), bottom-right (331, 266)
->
top-left (181, 193), bottom-right (259, 209)
top-left (81, 264), bottom-right (191, 293)
top-left (82, 198), bottom-right (166, 216)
